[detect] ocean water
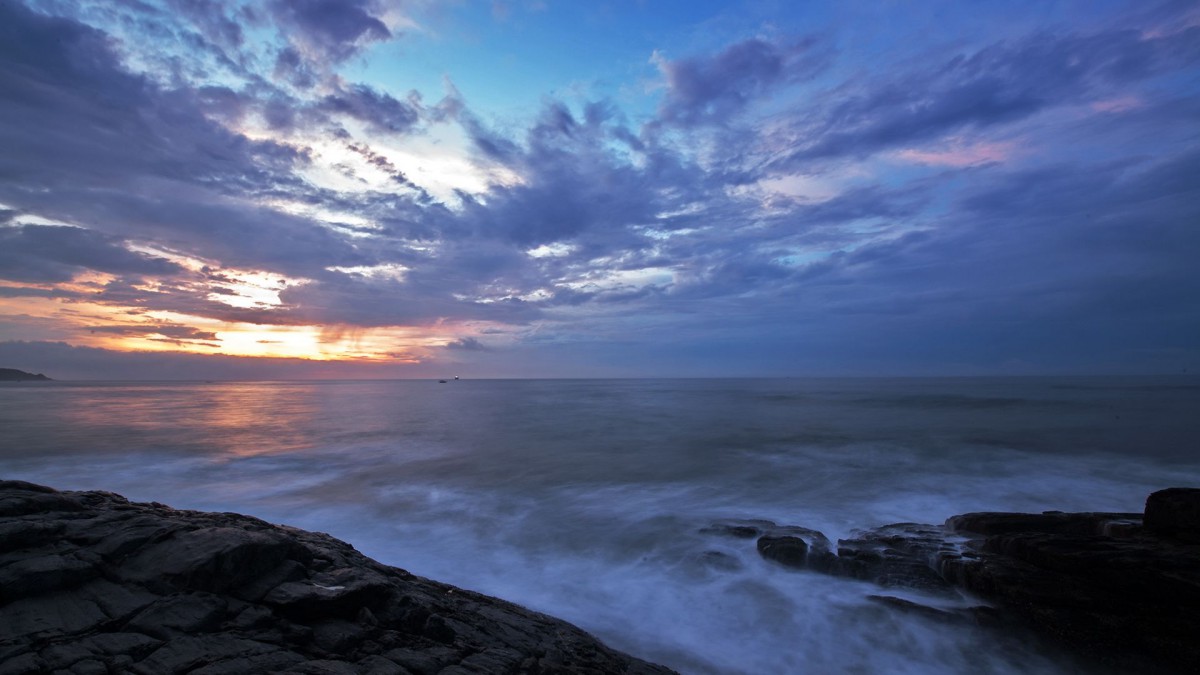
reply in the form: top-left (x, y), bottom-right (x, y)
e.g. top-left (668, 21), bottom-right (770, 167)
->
top-left (2, 377), bottom-right (1198, 674)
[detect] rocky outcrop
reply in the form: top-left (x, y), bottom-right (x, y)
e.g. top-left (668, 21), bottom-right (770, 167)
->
top-left (1144, 487), bottom-right (1200, 543)
top-left (0, 480), bottom-right (675, 675)
top-left (703, 489), bottom-right (1200, 673)
top-left (0, 369), bottom-right (50, 382)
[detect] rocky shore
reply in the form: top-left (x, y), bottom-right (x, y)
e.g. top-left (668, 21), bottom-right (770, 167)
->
top-left (705, 487), bottom-right (1200, 673)
top-left (0, 480), bottom-right (674, 675)
top-left (3, 479), bottom-right (1198, 674)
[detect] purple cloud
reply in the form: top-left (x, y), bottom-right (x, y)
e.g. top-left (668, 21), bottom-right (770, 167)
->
top-left (269, 0), bottom-right (391, 63)
top-left (771, 26), bottom-right (1200, 169)
top-left (0, 225), bottom-right (183, 283)
top-left (655, 37), bottom-right (827, 126)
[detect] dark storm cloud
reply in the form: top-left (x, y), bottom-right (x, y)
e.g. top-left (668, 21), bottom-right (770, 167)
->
top-left (773, 26), bottom-right (1200, 168)
top-left (655, 37), bottom-right (828, 127)
top-left (0, 225), bottom-right (183, 283)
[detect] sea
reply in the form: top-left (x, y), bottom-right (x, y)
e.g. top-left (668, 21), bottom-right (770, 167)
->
top-left (1, 377), bottom-right (1198, 674)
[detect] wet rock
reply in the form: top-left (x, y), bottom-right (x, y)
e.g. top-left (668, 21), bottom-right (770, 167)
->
top-left (696, 550), bottom-right (742, 571)
top-left (1145, 487), bottom-right (1200, 543)
top-left (863, 595), bottom-right (995, 625)
top-left (711, 488), bottom-right (1200, 673)
top-left (0, 480), bottom-right (675, 675)
top-left (700, 519), bottom-right (776, 538)
top-left (701, 518), bottom-right (836, 573)
top-left (756, 535), bottom-right (808, 567)
top-left (941, 508), bottom-right (1200, 672)
top-left (831, 523), bottom-right (957, 594)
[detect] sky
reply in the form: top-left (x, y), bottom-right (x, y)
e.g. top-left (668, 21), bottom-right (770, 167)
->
top-left (0, 0), bottom-right (1197, 379)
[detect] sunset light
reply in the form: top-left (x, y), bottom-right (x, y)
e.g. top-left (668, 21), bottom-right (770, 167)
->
top-left (0, 0), bottom-right (1195, 381)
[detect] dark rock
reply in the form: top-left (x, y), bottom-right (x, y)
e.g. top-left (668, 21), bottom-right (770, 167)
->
top-left (832, 523), bottom-right (957, 594)
top-left (715, 489), bottom-right (1200, 673)
top-left (382, 646), bottom-right (457, 675)
top-left (310, 619), bottom-right (368, 653)
top-left (355, 654), bottom-right (411, 675)
top-left (0, 552), bottom-right (100, 602)
top-left (1145, 488), bottom-right (1200, 543)
top-left (696, 550), bottom-right (742, 571)
top-left (120, 527), bottom-right (304, 594)
top-left (756, 535), bottom-right (808, 567)
top-left (703, 518), bottom-right (836, 573)
top-left (0, 520), bottom-right (65, 553)
top-left (68, 658), bottom-right (107, 675)
top-left (700, 519), bottom-right (777, 538)
top-left (126, 593), bottom-right (228, 639)
top-left (0, 368), bottom-right (51, 381)
top-left (0, 652), bottom-right (46, 675)
top-left (946, 510), bottom-right (1141, 537)
top-left (0, 480), bottom-right (675, 675)
top-left (864, 595), bottom-right (975, 624)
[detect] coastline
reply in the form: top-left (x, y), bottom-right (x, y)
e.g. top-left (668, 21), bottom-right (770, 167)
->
top-left (2, 479), bottom-right (1197, 674)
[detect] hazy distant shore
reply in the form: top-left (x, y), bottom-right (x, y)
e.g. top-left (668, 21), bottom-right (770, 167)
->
top-left (0, 368), bottom-right (50, 382)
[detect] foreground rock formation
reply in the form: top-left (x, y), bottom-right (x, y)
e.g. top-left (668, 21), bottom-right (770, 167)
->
top-left (706, 488), bottom-right (1200, 673)
top-left (0, 480), bottom-right (674, 675)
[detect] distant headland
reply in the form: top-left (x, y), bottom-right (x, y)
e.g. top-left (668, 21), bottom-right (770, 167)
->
top-left (0, 368), bottom-right (52, 381)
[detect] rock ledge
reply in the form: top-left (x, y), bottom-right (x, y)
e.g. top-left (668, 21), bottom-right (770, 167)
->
top-left (0, 480), bottom-right (675, 675)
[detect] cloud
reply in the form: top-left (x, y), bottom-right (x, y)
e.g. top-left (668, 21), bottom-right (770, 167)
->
top-left (0, 2), bottom-right (369, 282)
top-left (318, 83), bottom-right (421, 134)
top-left (0, 225), bottom-right (184, 283)
top-left (85, 323), bottom-right (220, 343)
top-left (0, 285), bottom-right (80, 299)
top-left (445, 337), bottom-right (488, 351)
top-left (653, 37), bottom-right (827, 127)
top-left (268, 0), bottom-right (392, 64)
top-left (771, 26), bottom-right (1200, 169)
top-left (1, 1), bottom-right (1197, 375)
top-left (0, 340), bottom-right (440, 380)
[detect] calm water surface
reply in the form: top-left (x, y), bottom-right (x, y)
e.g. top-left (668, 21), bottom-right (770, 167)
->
top-left (2, 377), bottom-right (1198, 674)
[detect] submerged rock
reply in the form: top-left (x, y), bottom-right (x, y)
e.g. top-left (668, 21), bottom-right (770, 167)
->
top-left (0, 479), bottom-right (675, 675)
